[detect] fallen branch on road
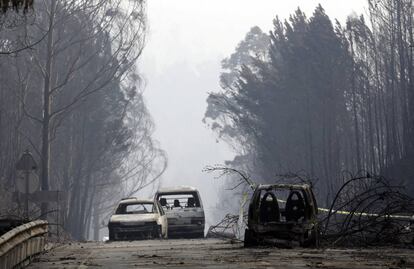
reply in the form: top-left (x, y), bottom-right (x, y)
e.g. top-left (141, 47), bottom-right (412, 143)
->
top-left (206, 214), bottom-right (245, 242)
top-left (321, 173), bottom-right (414, 247)
top-left (205, 166), bottom-right (414, 247)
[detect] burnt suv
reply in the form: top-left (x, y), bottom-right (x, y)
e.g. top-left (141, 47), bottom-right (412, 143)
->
top-left (244, 184), bottom-right (319, 247)
top-left (155, 186), bottom-right (205, 238)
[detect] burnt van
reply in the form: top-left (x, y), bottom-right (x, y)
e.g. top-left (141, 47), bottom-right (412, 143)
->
top-left (155, 186), bottom-right (205, 238)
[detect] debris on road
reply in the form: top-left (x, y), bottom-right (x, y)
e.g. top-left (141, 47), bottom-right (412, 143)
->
top-left (321, 173), bottom-right (414, 247)
top-left (205, 166), bottom-right (414, 248)
top-left (206, 214), bottom-right (241, 240)
top-left (27, 239), bottom-right (414, 269)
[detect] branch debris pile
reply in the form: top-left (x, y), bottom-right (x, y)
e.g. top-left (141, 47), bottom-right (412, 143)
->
top-left (321, 174), bottom-right (414, 247)
top-left (207, 214), bottom-right (244, 241)
top-left (206, 166), bottom-right (414, 247)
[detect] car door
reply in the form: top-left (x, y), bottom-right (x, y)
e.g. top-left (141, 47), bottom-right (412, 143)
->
top-left (157, 201), bottom-right (168, 237)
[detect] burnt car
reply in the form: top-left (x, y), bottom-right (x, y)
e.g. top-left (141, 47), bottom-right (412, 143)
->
top-left (244, 184), bottom-right (319, 247)
top-left (155, 186), bottom-right (205, 238)
top-left (108, 198), bottom-right (167, 241)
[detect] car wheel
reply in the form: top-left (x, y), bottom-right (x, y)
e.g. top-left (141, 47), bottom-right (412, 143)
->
top-left (302, 227), bottom-right (319, 248)
top-left (153, 225), bottom-right (162, 239)
top-left (109, 229), bottom-right (116, 241)
top-left (244, 229), bottom-right (257, 247)
top-left (198, 231), bottom-right (205, 238)
top-left (190, 232), bottom-right (204, 239)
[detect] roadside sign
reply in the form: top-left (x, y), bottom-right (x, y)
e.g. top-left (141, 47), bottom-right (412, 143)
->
top-left (16, 150), bottom-right (37, 171)
top-left (13, 191), bottom-right (67, 203)
top-left (15, 150), bottom-right (38, 219)
top-left (29, 190), bottom-right (67, 203)
top-left (15, 171), bottom-right (39, 194)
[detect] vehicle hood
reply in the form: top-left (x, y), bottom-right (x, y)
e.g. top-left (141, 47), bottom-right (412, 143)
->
top-left (109, 214), bottom-right (158, 223)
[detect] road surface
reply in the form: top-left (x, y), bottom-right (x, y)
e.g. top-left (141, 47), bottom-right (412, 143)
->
top-left (28, 239), bottom-right (414, 268)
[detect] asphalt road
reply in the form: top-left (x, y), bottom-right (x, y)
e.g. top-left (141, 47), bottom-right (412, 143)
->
top-left (28, 239), bottom-right (414, 268)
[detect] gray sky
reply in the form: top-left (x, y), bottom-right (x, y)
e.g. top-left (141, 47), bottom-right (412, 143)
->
top-left (140, 0), bottom-right (367, 225)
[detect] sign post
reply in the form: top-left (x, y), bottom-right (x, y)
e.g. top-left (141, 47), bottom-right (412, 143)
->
top-left (16, 150), bottom-right (37, 219)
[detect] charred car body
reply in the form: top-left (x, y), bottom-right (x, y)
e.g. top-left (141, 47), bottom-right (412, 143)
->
top-left (244, 184), bottom-right (319, 247)
top-left (155, 186), bottom-right (205, 238)
top-left (108, 198), bottom-right (167, 241)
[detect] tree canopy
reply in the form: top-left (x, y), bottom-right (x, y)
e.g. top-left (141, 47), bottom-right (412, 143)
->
top-left (1, 0), bottom-right (33, 13)
top-left (205, 1), bottom-right (414, 205)
top-left (0, 0), bottom-right (166, 240)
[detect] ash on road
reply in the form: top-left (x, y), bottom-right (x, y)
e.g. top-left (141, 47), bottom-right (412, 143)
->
top-left (28, 239), bottom-right (414, 268)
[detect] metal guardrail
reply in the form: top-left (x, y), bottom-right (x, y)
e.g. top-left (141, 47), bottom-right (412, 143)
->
top-left (0, 220), bottom-right (48, 269)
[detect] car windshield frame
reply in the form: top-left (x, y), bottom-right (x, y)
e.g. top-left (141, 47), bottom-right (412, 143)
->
top-left (115, 202), bottom-right (157, 215)
top-left (156, 191), bottom-right (202, 209)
